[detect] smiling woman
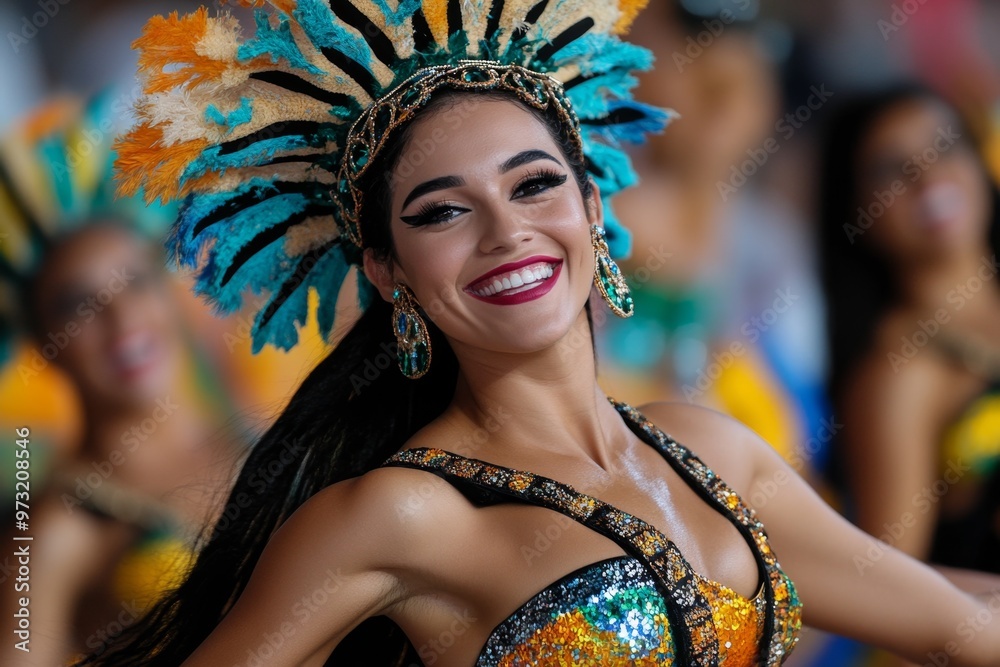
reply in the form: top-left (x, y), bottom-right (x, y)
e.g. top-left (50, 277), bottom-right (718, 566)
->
top-left (77, 2), bottom-right (1000, 667)
top-left (365, 96), bottom-right (598, 357)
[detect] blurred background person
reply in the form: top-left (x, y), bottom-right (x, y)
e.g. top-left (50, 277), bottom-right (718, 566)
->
top-left (819, 83), bottom-right (1000, 666)
top-left (821, 83), bottom-right (1000, 575)
top-left (0, 0), bottom-right (999, 665)
top-left (0, 0), bottom-right (336, 499)
top-left (0, 94), bottom-right (252, 666)
top-left (601, 0), bottom-right (830, 472)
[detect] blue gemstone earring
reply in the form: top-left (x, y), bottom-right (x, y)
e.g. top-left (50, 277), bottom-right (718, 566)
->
top-left (392, 284), bottom-right (432, 379)
top-left (592, 224), bottom-right (634, 318)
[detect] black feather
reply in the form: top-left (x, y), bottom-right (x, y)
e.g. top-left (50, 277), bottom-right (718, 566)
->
top-left (250, 71), bottom-right (355, 110)
top-left (581, 106), bottom-right (649, 126)
top-left (535, 16), bottom-right (594, 62)
top-left (193, 181), bottom-right (319, 238)
top-left (484, 0), bottom-right (505, 41)
top-left (328, 0), bottom-right (397, 68)
top-left (257, 238), bottom-right (340, 330)
top-left (511, 0), bottom-right (549, 41)
top-left (220, 204), bottom-right (329, 287)
top-left (447, 0), bottom-right (463, 37)
top-left (411, 9), bottom-right (434, 53)
top-left (320, 48), bottom-right (380, 98)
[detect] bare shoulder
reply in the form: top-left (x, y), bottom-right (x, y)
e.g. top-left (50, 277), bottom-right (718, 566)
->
top-left (1, 492), bottom-right (121, 599)
top-left (636, 401), bottom-right (775, 492)
top-left (287, 453), bottom-right (480, 569)
top-left (865, 307), bottom-right (953, 386)
top-left (841, 308), bottom-right (953, 421)
top-left (34, 493), bottom-right (109, 564)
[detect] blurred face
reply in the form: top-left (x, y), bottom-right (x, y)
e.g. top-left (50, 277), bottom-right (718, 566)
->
top-left (855, 99), bottom-right (992, 263)
top-left (31, 224), bottom-right (182, 408)
top-left (364, 98), bottom-right (599, 355)
top-left (630, 8), bottom-right (779, 175)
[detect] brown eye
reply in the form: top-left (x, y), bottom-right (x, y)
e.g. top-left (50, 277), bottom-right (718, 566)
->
top-left (401, 202), bottom-right (469, 227)
top-left (513, 170), bottom-right (568, 199)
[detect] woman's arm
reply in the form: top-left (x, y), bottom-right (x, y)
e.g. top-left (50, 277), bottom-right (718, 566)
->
top-left (641, 402), bottom-right (1000, 667)
top-left (181, 471), bottom-right (416, 667)
top-left (839, 346), bottom-right (950, 558)
top-left (935, 565), bottom-right (1000, 598)
top-left (751, 417), bottom-right (1000, 666)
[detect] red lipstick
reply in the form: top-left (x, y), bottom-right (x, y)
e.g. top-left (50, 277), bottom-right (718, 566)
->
top-left (467, 255), bottom-right (561, 289)
top-left (465, 259), bottom-right (563, 306)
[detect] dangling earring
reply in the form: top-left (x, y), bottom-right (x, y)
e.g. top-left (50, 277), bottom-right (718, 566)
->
top-left (392, 284), bottom-right (432, 379)
top-left (591, 224), bottom-right (634, 318)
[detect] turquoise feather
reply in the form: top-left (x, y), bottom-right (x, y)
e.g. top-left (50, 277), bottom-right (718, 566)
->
top-left (126, 0), bottom-right (672, 354)
top-left (205, 98), bottom-right (255, 135)
top-left (370, 0), bottom-right (422, 27)
top-left (239, 10), bottom-right (325, 75)
top-left (294, 0), bottom-right (375, 75)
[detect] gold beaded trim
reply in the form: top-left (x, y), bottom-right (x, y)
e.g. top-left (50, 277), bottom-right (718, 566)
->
top-left (381, 399), bottom-right (803, 666)
top-left (334, 61), bottom-right (583, 249)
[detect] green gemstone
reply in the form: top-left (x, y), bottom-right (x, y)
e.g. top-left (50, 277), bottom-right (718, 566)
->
top-left (400, 86), bottom-right (424, 109)
top-left (598, 257), bottom-right (634, 316)
top-left (375, 104), bottom-right (394, 132)
top-left (399, 341), bottom-right (430, 378)
top-left (462, 69), bottom-right (490, 83)
top-left (350, 143), bottom-right (369, 171)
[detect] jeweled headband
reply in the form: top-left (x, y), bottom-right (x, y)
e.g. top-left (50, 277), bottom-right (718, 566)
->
top-left (116, 0), bottom-right (674, 353)
top-left (336, 61), bottom-right (582, 247)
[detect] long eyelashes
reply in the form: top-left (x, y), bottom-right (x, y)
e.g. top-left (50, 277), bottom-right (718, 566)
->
top-left (400, 200), bottom-right (465, 226)
top-left (512, 169), bottom-right (568, 198)
top-left (400, 169), bottom-right (570, 227)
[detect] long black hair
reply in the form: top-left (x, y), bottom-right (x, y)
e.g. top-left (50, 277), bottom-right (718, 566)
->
top-left (75, 89), bottom-right (595, 666)
top-left (818, 82), bottom-right (1000, 405)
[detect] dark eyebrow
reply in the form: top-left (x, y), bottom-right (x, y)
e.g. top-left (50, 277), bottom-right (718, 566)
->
top-left (401, 175), bottom-right (465, 210)
top-left (499, 149), bottom-right (563, 174)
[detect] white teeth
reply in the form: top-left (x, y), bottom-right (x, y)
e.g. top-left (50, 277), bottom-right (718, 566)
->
top-left (111, 333), bottom-right (157, 372)
top-left (472, 262), bottom-right (558, 298)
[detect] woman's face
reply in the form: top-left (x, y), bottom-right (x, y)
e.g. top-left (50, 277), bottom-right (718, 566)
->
top-left (366, 98), bottom-right (599, 356)
top-left (855, 98), bottom-right (992, 263)
top-left (31, 224), bottom-right (182, 409)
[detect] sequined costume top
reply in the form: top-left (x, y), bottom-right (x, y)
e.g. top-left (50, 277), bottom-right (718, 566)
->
top-left (380, 399), bottom-right (803, 666)
top-left (929, 335), bottom-right (1000, 573)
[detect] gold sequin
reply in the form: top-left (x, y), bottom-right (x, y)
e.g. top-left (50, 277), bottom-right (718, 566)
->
top-left (508, 472), bottom-right (533, 491)
top-left (382, 399), bottom-right (804, 666)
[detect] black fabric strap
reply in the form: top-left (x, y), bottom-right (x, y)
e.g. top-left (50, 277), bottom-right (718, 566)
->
top-left (378, 399), bottom-right (795, 665)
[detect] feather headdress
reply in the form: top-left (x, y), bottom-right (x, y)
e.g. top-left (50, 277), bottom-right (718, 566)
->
top-left (117, 0), bottom-right (673, 352)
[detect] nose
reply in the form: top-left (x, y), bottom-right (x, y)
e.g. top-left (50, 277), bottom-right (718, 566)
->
top-left (476, 201), bottom-right (534, 255)
top-left (99, 283), bottom-right (147, 335)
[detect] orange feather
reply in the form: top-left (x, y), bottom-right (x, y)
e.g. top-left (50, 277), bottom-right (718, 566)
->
top-left (133, 9), bottom-right (232, 95)
top-left (421, 0), bottom-right (450, 46)
top-left (229, 0), bottom-right (297, 13)
top-left (613, 0), bottom-right (649, 34)
top-left (114, 123), bottom-right (209, 204)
